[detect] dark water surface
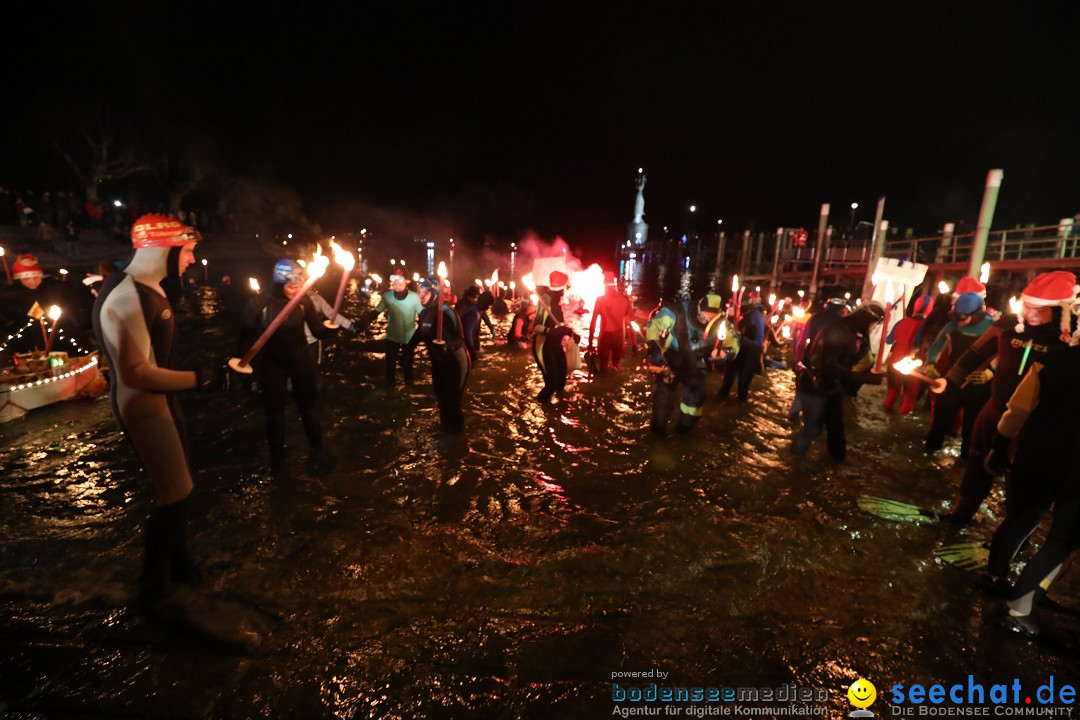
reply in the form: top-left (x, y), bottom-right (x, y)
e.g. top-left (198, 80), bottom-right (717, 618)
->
top-left (1, 285), bottom-right (1076, 719)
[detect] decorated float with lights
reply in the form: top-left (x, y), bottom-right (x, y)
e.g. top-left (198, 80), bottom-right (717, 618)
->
top-left (0, 308), bottom-right (105, 423)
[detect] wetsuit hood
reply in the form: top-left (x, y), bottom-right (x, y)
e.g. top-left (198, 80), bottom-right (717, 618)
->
top-left (125, 246), bottom-right (172, 286)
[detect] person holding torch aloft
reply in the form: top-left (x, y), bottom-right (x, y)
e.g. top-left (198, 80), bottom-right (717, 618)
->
top-left (237, 258), bottom-right (338, 474)
top-left (407, 270), bottom-right (470, 432)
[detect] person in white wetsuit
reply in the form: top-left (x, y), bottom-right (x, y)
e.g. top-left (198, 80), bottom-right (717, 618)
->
top-left (92, 213), bottom-right (212, 612)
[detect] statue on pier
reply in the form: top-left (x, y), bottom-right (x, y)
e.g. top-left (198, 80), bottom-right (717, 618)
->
top-left (628, 170), bottom-right (649, 248)
top-left (633, 173), bottom-right (646, 225)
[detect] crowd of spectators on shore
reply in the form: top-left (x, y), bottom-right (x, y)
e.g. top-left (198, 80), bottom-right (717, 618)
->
top-left (0, 186), bottom-right (231, 259)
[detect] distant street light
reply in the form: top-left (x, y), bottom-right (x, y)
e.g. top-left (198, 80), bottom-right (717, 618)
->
top-left (849, 202), bottom-right (859, 231)
top-left (689, 205), bottom-right (696, 213)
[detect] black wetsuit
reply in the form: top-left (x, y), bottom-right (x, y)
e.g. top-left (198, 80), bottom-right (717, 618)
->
top-left (408, 301), bottom-right (470, 431)
top-left (924, 314), bottom-right (993, 456)
top-left (531, 291), bottom-right (575, 402)
top-left (981, 347), bottom-right (1080, 615)
top-left (719, 307), bottom-right (765, 401)
top-left (943, 314), bottom-right (1068, 521)
top-left (791, 311), bottom-right (884, 461)
top-left (238, 286), bottom-right (333, 465)
top-left (646, 301), bottom-right (716, 436)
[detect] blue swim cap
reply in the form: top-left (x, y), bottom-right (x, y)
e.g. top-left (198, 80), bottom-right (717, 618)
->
top-left (419, 276), bottom-right (440, 293)
top-left (953, 292), bottom-right (984, 315)
top-left (273, 259), bottom-right (304, 284)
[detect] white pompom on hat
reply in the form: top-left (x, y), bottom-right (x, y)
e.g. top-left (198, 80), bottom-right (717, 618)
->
top-left (1014, 270), bottom-right (1078, 336)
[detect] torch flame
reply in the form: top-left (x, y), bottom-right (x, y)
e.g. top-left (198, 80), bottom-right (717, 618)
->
top-left (938, 281), bottom-right (950, 294)
top-left (509, 281), bottom-right (516, 290)
top-left (980, 262), bottom-right (991, 284)
top-left (47, 305), bottom-right (62, 321)
top-left (475, 279), bottom-right (484, 287)
top-left (330, 241), bottom-right (355, 271)
top-left (569, 264), bottom-right (606, 312)
top-left (777, 299), bottom-right (785, 311)
top-left (732, 274), bottom-right (739, 293)
top-left (1009, 296), bottom-right (1023, 315)
top-left (631, 321), bottom-right (641, 333)
top-left (412, 273), bottom-right (420, 282)
top-left (768, 293), bottom-right (776, 307)
top-left (0, 246), bottom-right (5, 257)
top-left (530, 293), bottom-right (539, 305)
top-left (894, 356), bottom-right (924, 375)
top-left (781, 325), bottom-right (791, 339)
top-left (717, 321), bottom-right (727, 341)
top-left (792, 306), bottom-right (806, 320)
top-left (437, 262), bottom-right (447, 280)
top-left (308, 246), bottom-right (330, 280)
top-left (884, 281), bottom-right (894, 304)
top-left (522, 274), bottom-right (536, 292)
top-left (370, 273), bottom-right (382, 284)
top-left (770, 315), bottom-right (780, 324)
top-left (249, 277), bottom-right (260, 292)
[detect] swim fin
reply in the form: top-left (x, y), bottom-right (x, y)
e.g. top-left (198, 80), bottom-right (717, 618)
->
top-left (934, 542), bottom-right (989, 571)
top-left (857, 496), bottom-right (938, 524)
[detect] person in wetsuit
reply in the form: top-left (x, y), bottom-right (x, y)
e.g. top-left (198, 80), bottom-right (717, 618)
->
top-left (922, 292), bottom-right (994, 456)
top-left (588, 272), bottom-right (632, 372)
top-left (457, 286), bottom-right (495, 362)
top-left (982, 344), bottom-right (1080, 638)
top-left (92, 214), bottom-right (211, 613)
top-left (883, 294), bottom-right (934, 415)
top-left (237, 259), bottom-right (337, 472)
top-left (407, 276), bottom-right (471, 431)
top-left (531, 271), bottom-right (579, 403)
top-left (791, 302), bottom-right (886, 461)
top-left (932, 271), bottom-right (1076, 522)
top-left (645, 294), bottom-right (724, 436)
top-left (718, 297), bottom-right (765, 402)
top-left (371, 273), bottom-right (423, 386)
top-left (788, 288), bottom-right (849, 421)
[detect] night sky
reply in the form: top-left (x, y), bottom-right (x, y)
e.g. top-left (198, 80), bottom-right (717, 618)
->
top-left (3, 5), bottom-right (1079, 261)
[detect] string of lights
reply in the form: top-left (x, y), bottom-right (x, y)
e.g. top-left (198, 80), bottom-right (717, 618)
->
top-left (4, 356), bottom-right (99, 392)
top-left (0, 317), bottom-right (88, 355)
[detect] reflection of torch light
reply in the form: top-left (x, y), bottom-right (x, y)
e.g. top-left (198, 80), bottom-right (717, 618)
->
top-left (325, 241), bottom-right (355, 328)
top-left (230, 248), bottom-right (329, 373)
top-left (249, 277), bottom-right (260, 293)
top-left (980, 262), bottom-right (991, 284)
top-left (874, 282), bottom-right (894, 373)
top-left (435, 261), bottom-right (448, 345)
top-left (45, 305), bottom-right (62, 354)
top-left (938, 281), bottom-right (950, 294)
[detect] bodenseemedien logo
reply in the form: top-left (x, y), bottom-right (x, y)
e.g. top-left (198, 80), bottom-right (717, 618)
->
top-left (848, 678), bottom-right (877, 718)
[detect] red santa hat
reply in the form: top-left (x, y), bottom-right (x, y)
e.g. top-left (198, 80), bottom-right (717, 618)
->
top-left (12, 254), bottom-right (42, 280)
top-left (131, 214), bottom-right (200, 248)
top-left (955, 276), bottom-right (986, 298)
top-left (1015, 270), bottom-right (1078, 337)
top-left (548, 271), bottom-right (568, 291)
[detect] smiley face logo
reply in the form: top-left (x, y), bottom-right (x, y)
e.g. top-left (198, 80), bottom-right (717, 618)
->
top-left (848, 678), bottom-right (877, 708)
